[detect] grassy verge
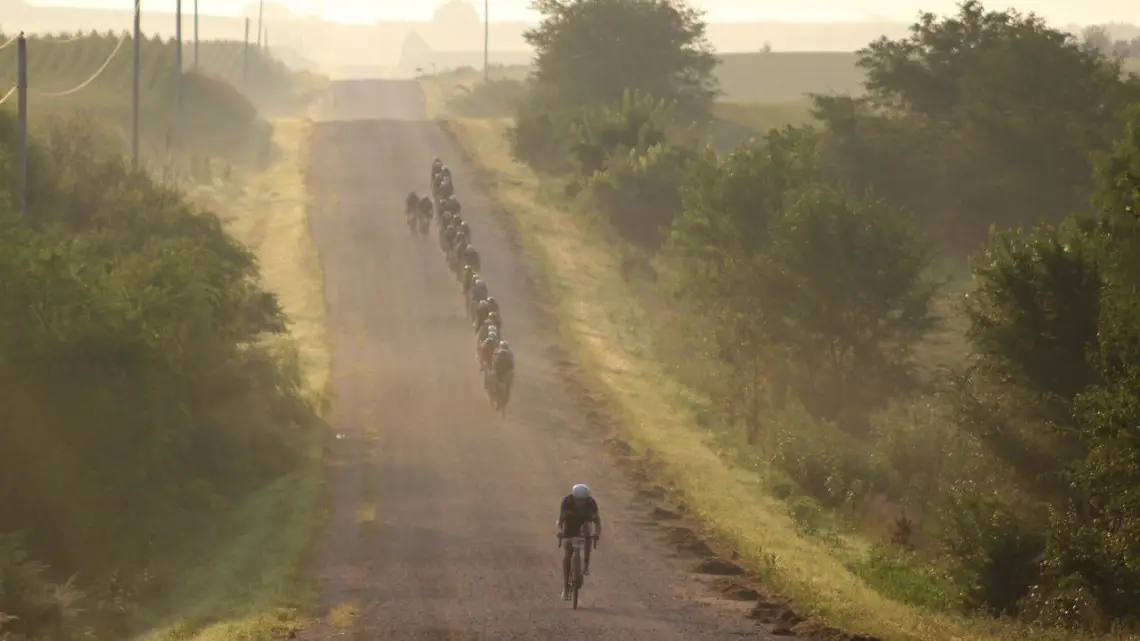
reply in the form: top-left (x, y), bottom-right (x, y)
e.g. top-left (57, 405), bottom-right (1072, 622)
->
top-left (137, 118), bottom-right (330, 641)
top-left (441, 116), bottom-right (1099, 641)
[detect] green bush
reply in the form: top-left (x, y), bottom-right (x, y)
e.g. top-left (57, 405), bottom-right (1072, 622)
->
top-left (0, 112), bottom-right (320, 638)
top-left (508, 84), bottom-right (575, 173)
top-left (446, 78), bottom-right (528, 117)
top-left (848, 546), bottom-right (964, 612)
top-left (940, 484), bottom-right (1044, 615)
top-left (588, 142), bottom-right (692, 249)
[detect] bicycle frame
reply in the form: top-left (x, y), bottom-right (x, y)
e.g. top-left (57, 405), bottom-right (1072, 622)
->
top-left (559, 524), bottom-right (595, 609)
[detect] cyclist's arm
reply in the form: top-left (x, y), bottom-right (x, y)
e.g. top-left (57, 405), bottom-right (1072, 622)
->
top-left (556, 508), bottom-right (571, 533)
top-left (591, 505), bottom-right (602, 537)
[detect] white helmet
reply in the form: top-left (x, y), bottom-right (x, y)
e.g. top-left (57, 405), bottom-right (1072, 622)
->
top-left (571, 484), bottom-right (590, 499)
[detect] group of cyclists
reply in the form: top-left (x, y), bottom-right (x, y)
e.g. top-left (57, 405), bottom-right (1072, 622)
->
top-left (405, 158), bottom-right (515, 414)
top-left (406, 158), bottom-right (602, 603)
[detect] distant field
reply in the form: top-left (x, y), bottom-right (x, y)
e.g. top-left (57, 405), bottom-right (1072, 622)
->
top-left (0, 31), bottom-right (323, 159)
top-left (448, 51), bottom-right (865, 103)
top-left (456, 50), bottom-right (1140, 105)
top-left (427, 51), bottom-right (1140, 144)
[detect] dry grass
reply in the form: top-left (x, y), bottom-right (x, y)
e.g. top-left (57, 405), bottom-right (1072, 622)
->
top-left (442, 116), bottom-right (1131, 641)
top-left (138, 118), bottom-right (331, 641)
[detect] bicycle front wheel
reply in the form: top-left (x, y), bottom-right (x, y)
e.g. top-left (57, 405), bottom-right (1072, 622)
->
top-left (571, 550), bottom-right (582, 609)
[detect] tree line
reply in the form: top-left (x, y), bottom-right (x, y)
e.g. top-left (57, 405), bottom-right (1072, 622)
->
top-left (505, 0), bottom-right (1140, 632)
top-left (0, 110), bottom-right (322, 637)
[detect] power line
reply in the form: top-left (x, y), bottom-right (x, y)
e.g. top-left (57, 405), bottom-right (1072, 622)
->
top-left (32, 30), bottom-right (129, 97)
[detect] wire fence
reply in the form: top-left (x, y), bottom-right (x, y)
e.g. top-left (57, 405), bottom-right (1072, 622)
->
top-left (1, 0), bottom-right (274, 213)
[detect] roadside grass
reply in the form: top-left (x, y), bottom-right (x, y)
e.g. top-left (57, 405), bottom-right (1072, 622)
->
top-left (441, 116), bottom-right (1111, 641)
top-left (137, 118), bottom-right (331, 641)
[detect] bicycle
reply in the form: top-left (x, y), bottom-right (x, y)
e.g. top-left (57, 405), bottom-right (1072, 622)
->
top-left (557, 527), bottom-right (598, 609)
top-left (489, 371), bottom-right (511, 418)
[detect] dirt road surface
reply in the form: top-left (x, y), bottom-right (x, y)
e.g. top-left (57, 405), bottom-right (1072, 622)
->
top-left (301, 79), bottom-right (775, 640)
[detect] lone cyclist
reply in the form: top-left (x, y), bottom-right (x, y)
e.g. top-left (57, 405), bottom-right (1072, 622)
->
top-left (557, 483), bottom-right (601, 601)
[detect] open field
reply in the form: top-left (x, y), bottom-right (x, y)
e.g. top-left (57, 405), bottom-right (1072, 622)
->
top-left (437, 115), bottom-right (1117, 641)
top-left (426, 52), bottom-right (1140, 107)
top-left (137, 118), bottom-right (330, 641)
top-left (421, 52), bottom-right (866, 104)
top-left (0, 31), bottom-right (325, 160)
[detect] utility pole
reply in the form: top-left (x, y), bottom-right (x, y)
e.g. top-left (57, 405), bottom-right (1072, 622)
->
top-left (243, 17), bottom-right (250, 87)
top-left (132, 0), bottom-right (141, 169)
top-left (484, 0), bottom-right (489, 81)
top-left (257, 0), bottom-right (264, 48)
top-left (175, 0), bottom-right (182, 147)
top-left (17, 33), bottom-right (27, 213)
top-left (193, 0), bottom-right (199, 68)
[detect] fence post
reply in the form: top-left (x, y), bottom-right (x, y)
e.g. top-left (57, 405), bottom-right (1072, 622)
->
top-left (17, 33), bottom-right (27, 214)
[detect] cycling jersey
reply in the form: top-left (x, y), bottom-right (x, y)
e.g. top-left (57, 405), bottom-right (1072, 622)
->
top-left (559, 494), bottom-right (598, 538)
top-left (492, 348), bottom-right (514, 379)
top-left (471, 281), bottom-right (488, 302)
top-left (479, 337), bottom-right (497, 366)
top-left (478, 322), bottom-right (498, 344)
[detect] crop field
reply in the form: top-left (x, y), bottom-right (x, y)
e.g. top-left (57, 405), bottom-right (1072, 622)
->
top-left (442, 49), bottom-right (1140, 105)
top-left (0, 31), bottom-right (323, 159)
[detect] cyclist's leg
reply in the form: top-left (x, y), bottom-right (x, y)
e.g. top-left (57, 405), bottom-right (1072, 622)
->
top-left (561, 540), bottom-right (573, 598)
top-left (583, 523), bottom-right (592, 574)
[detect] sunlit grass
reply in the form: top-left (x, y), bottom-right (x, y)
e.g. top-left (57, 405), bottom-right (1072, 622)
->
top-left (329, 602), bottom-right (358, 629)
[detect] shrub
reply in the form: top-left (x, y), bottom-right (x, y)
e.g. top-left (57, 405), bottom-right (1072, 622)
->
top-left (588, 141), bottom-right (693, 249)
top-left (446, 78), bottom-right (528, 117)
top-left (0, 113), bottom-right (320, 638)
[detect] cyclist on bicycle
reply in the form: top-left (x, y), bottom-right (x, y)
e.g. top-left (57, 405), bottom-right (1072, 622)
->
top-left (478, 326), bottom-right (499, 371)
top-left (477, 313), bottom-right (499, 345)
top-left (443, 217), bottom-right (461, 250)
top-left (417, 195), bottom-right (434, 220)
top-left (461, 263), bottom-right (478, 297)
top-left (462, 244), bottom-right (481, 273)
top-left (468, 276), bottom-right (489, 318)
top-left (405, 191), bottom-right (419, 214)
top-left (557, 483), bottom-right (601, 600)
top-left (441, 194), bottom-right (461, 216)
top-left (488, 339), bottom-right (514, 404)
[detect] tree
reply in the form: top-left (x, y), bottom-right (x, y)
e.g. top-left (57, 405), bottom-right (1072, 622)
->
top-left (813, 0), bottom-right (1140, 251)
top-left (524, 0), bottom-right (720, 117)
top-left (433, 0), bottom-right (480, 28)
top-left (667, 127), bottom-right (937, 429)
top-left (1082, 25), bottom-right (1112, 54)
top-left (0, 113), bottom-right (321, 638)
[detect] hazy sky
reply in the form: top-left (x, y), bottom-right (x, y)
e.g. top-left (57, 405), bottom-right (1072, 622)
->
top-left (26, 0), bottom-right (1137, 25)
